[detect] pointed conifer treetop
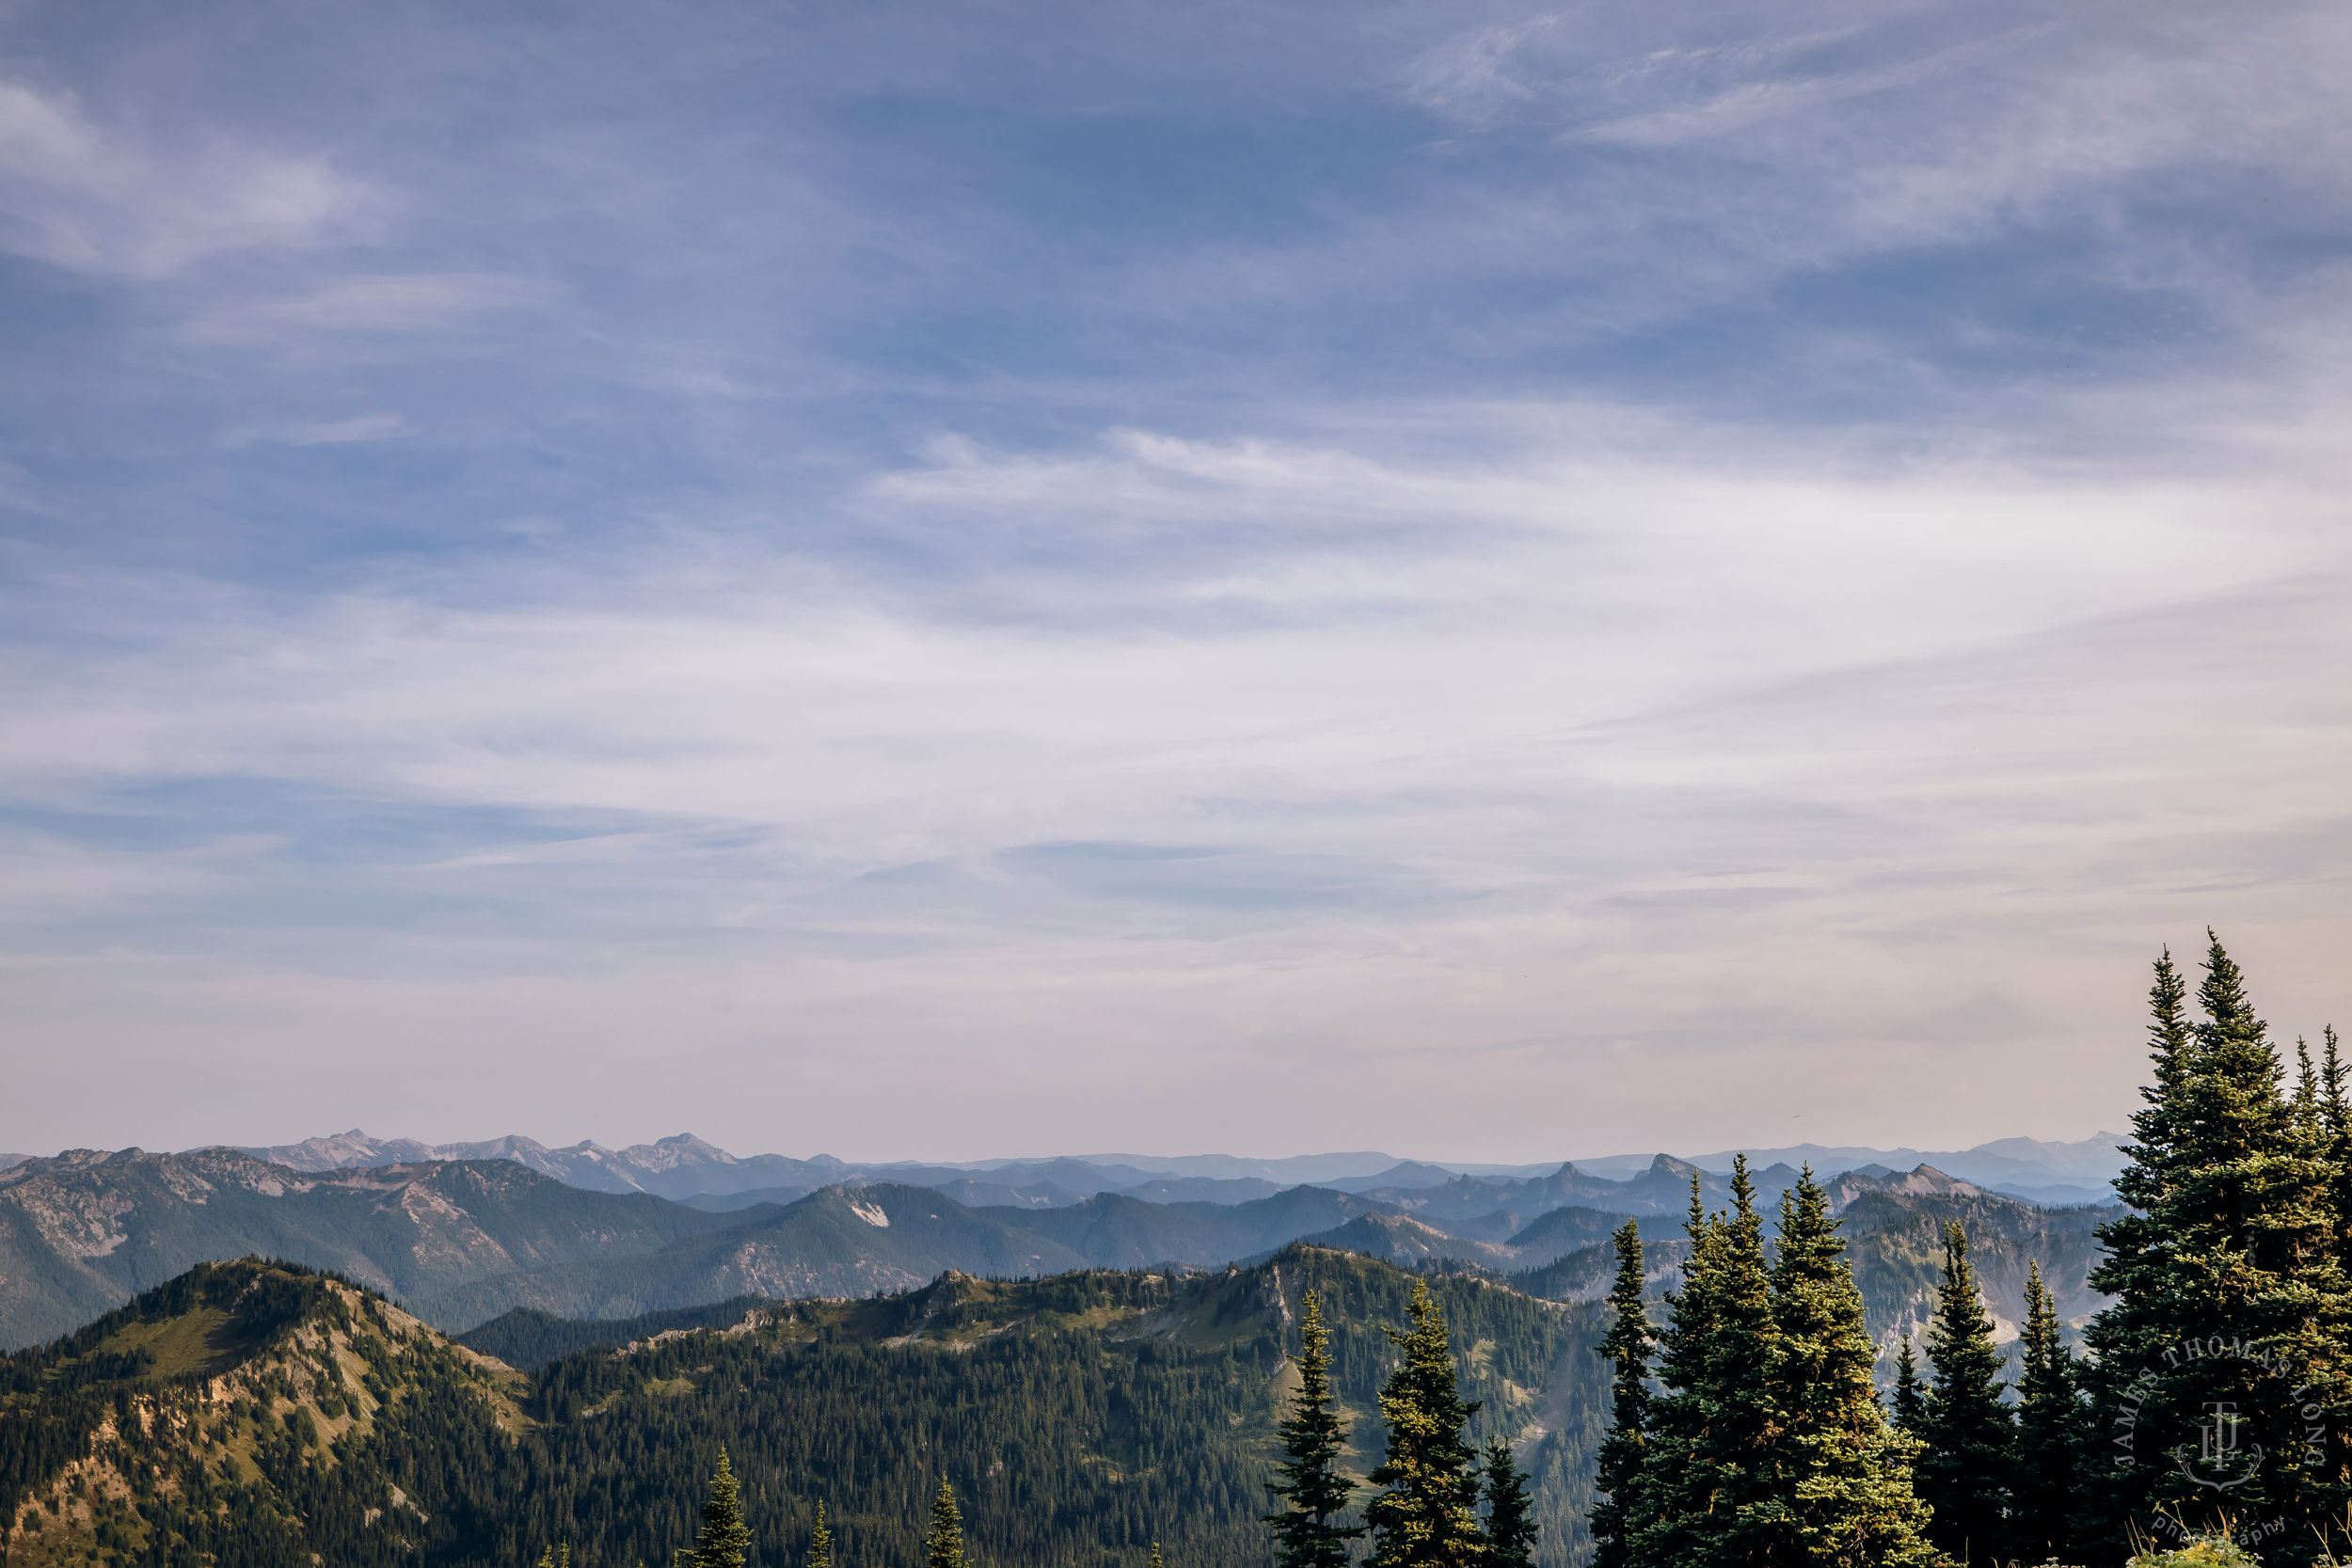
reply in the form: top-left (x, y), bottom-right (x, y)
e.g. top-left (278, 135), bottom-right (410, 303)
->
top-left (1480, 1435), bottom-right (1537, 1568)
top-left (1588, 1218), bottom-right (1652, 1568)
top-left (1363, 1277), bottom-right (1485, 1568)
top-left (808, 1502), bottom-right (832, 1568)
top-left (1916, 1221), bottom-right (2013, 1562)
top-left (2011, 1260), bottom-right (2078, 1563)
top-left (2325, 1022), bottom-right (2352, 1279)
top-left (1622, 1173), bottom-right (1724, 1568)
top-left (684, 1450), bottom-right (752, 1568)
top-left (924, 1481), bottom-right (965, 1568)
top-left (924, 1481), bottom-right (964, 1568)
top-left (1263, 1288), bottom-right (1364, 1568)
top-left (1756, 1164), bottom-right (1937, 1568)
top-left (2083, 936), bottom-right (2352, 1558)
top-left (2113, 945), bottom-right (2196, 1212)
top-left (1686, 1154), bottom-right (1778, 1560)
top-left (1890, 1336), bottom-right (1924, 1433)
top-left (1148, 1545), bottom-right (1164, 1568)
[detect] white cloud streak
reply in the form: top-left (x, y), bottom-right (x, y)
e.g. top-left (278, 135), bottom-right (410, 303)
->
top-left (0, 77), bottom-right (364, 276)
top-left (4, 415), bottom-right (2346, 1156)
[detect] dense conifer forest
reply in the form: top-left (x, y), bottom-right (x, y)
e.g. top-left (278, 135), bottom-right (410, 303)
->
top-left (0, 1250), bottom-right (1603, 1568)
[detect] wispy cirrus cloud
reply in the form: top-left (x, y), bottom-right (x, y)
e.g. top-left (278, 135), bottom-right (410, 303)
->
top-left (0, 77), bottom-right (365, 276)
top-left (181, 273), bottom-right (558, 347)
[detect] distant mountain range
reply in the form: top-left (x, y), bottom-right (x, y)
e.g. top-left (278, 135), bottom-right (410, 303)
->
top-left (0, 1130), bottom-right (2128, 1349)
top-left (0, 1148), bottom-right (752, 1347)
top-left (206, 1127), bottom-right (2128, 1206)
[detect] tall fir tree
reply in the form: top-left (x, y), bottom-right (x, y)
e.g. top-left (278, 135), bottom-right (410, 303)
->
top-left (1589, 1219), bottom-right (1651, 1568)
top-left (1686, 1154), bottom-right (1780, 1563)
top-left (1363, 1278), bottom-right (1486, 1568)
top-left (1263, 1290), bottom-right (1364, 1568)
top-left (2324, 1023), bottom-right (2352, 1279)
top-left (1755, 1166), bottom-right (1936, 1567)
top-left (923, 1481), bottom-right (964, 1568)
top-left (2010, 1261), bottom-right (2077, 1562)
top-left (1624, 1178), bottom-right (1721, 1568)
top-left (2110, 945), bottom-right (2197, 1221)
top-left (1890, 1337), bottom-right (1924, 1433)
top-left (1628, 1159), bottom-right (1781, 1567)
top-left (1914, 1222), bottom-right (2012, 1561)
top-left (1479, 1437), bottom-right (1536, 1568)
top-left (683, 1451), bottom-right (752, 1568)
top-left (807, 1503), bottom-right (832, 1568)
top-left (2083, 936), bottom-right (2352, 1560)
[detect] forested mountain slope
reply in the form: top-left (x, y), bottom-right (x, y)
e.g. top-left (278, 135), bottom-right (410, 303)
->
top-left (404, 1184), bottom-right (1097, 1329)
top-left (0, 1250), bottom-right (1607, 1568)
top-left (404, 1184), bottom-right (1414, 1332)
top-left (976, 1186), bottom-right (1394, 1267)
top-left (0, 1258), bottom-right (538, 1568)
top-left (0, 1152), bottom-right (755, 1350)
top-left (1505, 1185), bottom-right (2120, 1351)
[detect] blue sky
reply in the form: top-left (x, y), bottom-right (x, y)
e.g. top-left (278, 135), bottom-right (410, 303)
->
top-left (3, 0), bottom-right (2347, 1162)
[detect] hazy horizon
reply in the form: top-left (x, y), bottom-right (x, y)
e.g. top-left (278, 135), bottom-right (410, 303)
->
top-left (0, 1125), bottom-right (2128, 1179)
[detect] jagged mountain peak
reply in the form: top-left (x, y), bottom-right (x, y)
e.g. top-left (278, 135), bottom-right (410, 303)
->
top-left (1822, 1162), bottom-right (1994, 1208)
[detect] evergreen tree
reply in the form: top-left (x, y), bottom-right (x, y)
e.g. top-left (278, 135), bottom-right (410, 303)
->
top-left (1628, 1158), bottom-right (1781, 1566)
top-left (2299, 1036), bottom-right (2323, 1135)
top-left (1890, 1338), bottom-right (1924, 1433)
top-left (2109, 946), bottom-right (2197, 1222)
top-left (807, 1503), bottom-right (832, 1568)
top-left (2010, 1261), bottom-right (2076, 1562)
top-left (1263, 1290), bottom-right (1363, 1568)
top-left (1478, 1437), bottom-right (1535, 1568)
top-left (1588, 1219), bottom-right (1650, 1568)
top-left (683, 1451), bottom-right (752, 1568)
top-left (2083, 935), bottom-right (2352, 1560)
top-left (1687, 1154), bottom-right (1780, 1562)
top-left (923, 1481), bottom-right (963, 1568)
top-left (1148, 1544), bottom-right (1164, 1568)
top-left (1363, 1278), bottom-right (1485, 1568)
top-left (1756, 1166), bottom-right (1936, 1567)
top-left (2324, 1023), bottom-right (2352, 1277)
top-left (1623, 1177), bottom-right (1720, 1568)
top-left (1914, 1222), bottom-right (2012, 1561)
